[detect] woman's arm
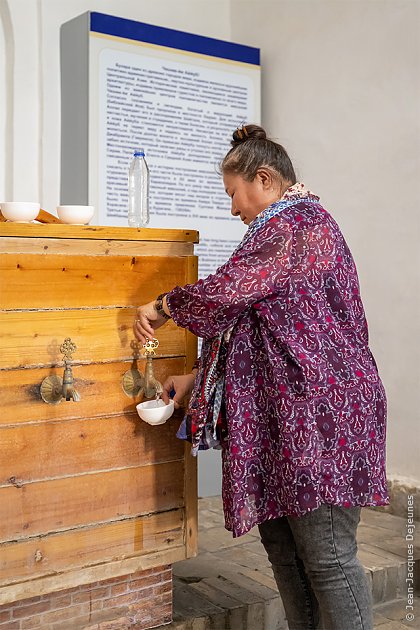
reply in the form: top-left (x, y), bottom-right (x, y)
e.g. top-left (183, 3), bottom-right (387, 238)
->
top-left (166, 222), bottom-right (293, 339)
top-left (133, 220), bottom-right (292, 343)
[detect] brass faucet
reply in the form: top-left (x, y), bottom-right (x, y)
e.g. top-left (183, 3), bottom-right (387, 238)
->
top-left (40, 338), bottom-right (80, 404)
top-left (122, 338), bottom-right (163, 400)
top-left (62, 360), bottom-right (81, 402)
top-left (142, 339), bottom-right (163, 399)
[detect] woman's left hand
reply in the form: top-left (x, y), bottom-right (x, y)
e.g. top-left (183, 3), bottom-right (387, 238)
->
top-left (133, 301), bottom-right (168, 344)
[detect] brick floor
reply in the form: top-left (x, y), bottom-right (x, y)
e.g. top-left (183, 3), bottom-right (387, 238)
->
top-left (157, 496), bottom-right (420, 630)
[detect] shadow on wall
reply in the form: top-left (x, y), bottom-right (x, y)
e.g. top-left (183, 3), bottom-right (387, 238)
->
top-left (198, 448), bottom-right (222, 498)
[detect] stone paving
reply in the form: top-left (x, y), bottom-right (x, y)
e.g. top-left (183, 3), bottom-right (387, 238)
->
top-left (158, 496), bottom-right (420, 630)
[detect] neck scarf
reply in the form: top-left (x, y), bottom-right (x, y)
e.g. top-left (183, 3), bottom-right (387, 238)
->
top-left (176, 183), bottom-right (318, 455)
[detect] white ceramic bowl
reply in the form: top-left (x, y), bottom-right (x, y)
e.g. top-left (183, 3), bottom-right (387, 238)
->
top-left (57, 205), bottom-right (95, 225)
top-left (0, 202), bottom-right (40, 222)
top-left (136, 399), bottom-right (175, 425)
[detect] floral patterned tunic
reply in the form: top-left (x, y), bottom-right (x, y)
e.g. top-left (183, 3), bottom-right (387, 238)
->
top-left (166, 184), bottom-right (389, 537)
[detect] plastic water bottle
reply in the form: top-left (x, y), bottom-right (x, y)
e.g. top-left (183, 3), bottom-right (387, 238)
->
top-left (128, 149), bottom-right (149, 227)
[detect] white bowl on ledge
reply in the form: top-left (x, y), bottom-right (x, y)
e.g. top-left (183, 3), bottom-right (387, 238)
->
top-left (57, 205), bottom-right (95, 225)
top-left (1, 202), bottom-right (40, 222)
top-left (136, 399), bottom-right (175, 425)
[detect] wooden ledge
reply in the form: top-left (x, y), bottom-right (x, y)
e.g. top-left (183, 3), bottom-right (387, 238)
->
top-left (0, 223), bottom-right (199, 243)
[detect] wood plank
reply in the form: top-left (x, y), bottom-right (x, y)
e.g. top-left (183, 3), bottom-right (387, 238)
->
top-left (36, 209), bottom-right (62, 224)
top-left (0, 358), bottom-right (185, 425)
top-left (185, 255), bottom-right (199, 373)
top-left (184, 444), bottom-right (198, 559)
top-left (0, 544), bottom-right (187, 605)
top-left (0, 223), bottom-right (199, 242)
top-left (0, 236), bottom-right (194, 257)
top-left (184, 255), bottom-right (199, 559)
top-left (0, 461), bottom-right (184, 542)
top-left (0, 412), bottom-right (185, 484)
top-left (0, 509), bottom-right (184, 585)
top-left (186, 255), bottom-right (199, 285)
top-left (0, 309), bottom-right (183, 369)
top-left (0, 254), bottom-right (186, 309)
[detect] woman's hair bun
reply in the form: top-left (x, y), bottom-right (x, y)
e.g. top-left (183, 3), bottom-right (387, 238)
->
top-left (222, 123), bottom-right (296, 184)
top-left (231, 124), bottom-right (267, 147)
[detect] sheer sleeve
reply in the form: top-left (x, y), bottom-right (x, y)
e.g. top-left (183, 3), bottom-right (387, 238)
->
top-left (166, 220), bottom-right (293, 339)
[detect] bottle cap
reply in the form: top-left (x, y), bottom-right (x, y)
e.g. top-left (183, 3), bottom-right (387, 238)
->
top-left (133, 149), bottom-right (145, 157)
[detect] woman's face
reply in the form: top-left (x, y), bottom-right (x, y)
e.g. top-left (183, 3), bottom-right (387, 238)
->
top-left (223, 170), bottom-right (282, 225)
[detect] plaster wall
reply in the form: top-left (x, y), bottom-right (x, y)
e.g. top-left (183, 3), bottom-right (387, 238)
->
top-left (0, 0), bottom-right (232, 211)
top-left (1, 0), bottom-right (418, 495)
top-left (232, 0), bottom-right (420, 484)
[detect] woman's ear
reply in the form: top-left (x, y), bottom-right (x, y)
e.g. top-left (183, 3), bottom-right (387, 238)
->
top-left (255, 168), bottom-right (275, 190)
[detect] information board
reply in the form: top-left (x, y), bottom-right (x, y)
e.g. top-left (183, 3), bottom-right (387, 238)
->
top-left (61, 12), bottom-right (261, 276)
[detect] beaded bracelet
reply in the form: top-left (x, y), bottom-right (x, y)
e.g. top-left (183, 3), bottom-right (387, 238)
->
top-left (155, 293), bottom-right (171, 320)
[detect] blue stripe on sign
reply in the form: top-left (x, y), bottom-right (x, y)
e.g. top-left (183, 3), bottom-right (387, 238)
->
top-left (90, 12), bottom-right (260, 66)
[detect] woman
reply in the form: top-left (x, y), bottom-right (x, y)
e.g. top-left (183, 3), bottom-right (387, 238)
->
top-left (134, 125), bottom-right (388, 630)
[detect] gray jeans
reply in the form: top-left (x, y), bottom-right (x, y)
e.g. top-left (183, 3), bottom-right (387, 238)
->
top-left (258, 505), bottom-right (373, 630)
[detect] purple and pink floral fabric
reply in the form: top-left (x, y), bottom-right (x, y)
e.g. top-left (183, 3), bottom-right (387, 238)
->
top-left (167, 184), bottom-right (389, 537)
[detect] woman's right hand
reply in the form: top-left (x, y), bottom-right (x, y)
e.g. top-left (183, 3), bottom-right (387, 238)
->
top-left (162, 373), bottom-right (196, 409)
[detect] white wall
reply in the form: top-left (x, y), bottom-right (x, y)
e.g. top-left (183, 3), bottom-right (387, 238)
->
top-left (1, 0), bottom-right (418, 489)
top-left (0, 0), bottom-right (232, 212)
top-left (231, 0), bottom-right (420, 483)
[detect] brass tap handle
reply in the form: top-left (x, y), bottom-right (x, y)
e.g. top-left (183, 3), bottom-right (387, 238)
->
top-left (40, 337), bottom-right (80, 404)
top-left (60, 337), bottom-right (77, 361)
top-left (143, 338), bottom-right (159, 357)
top-left (122, 338), bottom-right (162, 399)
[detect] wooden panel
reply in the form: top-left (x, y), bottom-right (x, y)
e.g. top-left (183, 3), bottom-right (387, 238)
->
top-left (0, 254), bottom-right (186, 309)
top-left (0, 358), bottom-right (185, 425)
top-left (0, 509), bottom-right (184, 585)
top-left (0, 412), bottom-right (185, 484)
top-left (0, 461), bottom-right (184, 542)
top-left (184, 443), bottom-right (198, 559)
top-left (0, 223), bottom-right (199, 242)
top-left (0, 230), bottom-right (199, 597)
top-left (184, 255), bottom-right (199, 559)
top-left (0, 237), bottom-right (194, 257)
top-left (0, 309), bottom-right (184, 369)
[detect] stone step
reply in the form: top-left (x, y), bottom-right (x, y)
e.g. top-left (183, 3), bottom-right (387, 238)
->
top-left (155, 499), bottom-right (419, 630)
top-left (157, 597), bottom-right (420, 630)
